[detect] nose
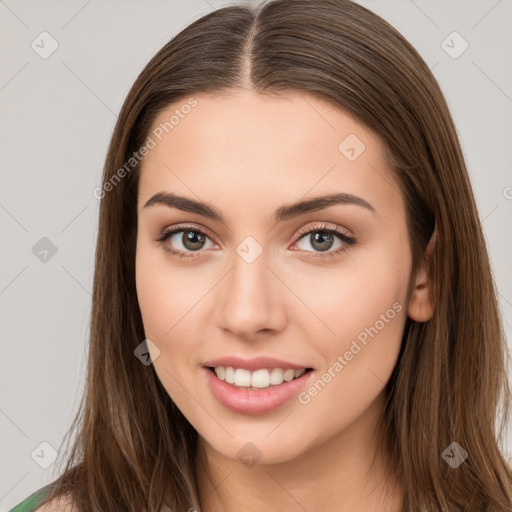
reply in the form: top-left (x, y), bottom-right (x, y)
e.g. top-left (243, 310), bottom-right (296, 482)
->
top-left (216, 250), bottom-right (287, 341)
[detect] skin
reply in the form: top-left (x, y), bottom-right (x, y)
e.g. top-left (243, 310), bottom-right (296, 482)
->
top-left (135, 90), bottom-right (434, 512)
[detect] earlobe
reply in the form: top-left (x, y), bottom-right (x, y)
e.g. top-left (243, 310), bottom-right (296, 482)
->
top-left (407, 229), bottom-right (437, 322)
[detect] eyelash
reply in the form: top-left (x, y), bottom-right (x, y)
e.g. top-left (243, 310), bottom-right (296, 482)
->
top-left (155, 223), bottom-right (357, 260)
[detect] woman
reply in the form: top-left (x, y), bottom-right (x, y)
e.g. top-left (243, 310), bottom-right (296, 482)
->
top-left (11, 0), bottom-right (512, 510)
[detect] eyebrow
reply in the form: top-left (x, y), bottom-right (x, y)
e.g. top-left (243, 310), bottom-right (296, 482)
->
top-left (142, 191), bottom-right (377, 223)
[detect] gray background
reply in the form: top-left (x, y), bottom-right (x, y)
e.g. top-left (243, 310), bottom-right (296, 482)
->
top-left (1, 0), bottom-right (511, 509)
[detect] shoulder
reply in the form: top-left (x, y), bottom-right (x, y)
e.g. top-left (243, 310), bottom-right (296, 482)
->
top-left (33, 495), bottom-right (78, 512)
top-left (8, 485), bottom-right (77, 512)
top-left (8, 485), bottom-right (52, 512)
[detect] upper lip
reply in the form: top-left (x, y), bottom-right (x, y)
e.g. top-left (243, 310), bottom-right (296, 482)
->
top-left (203, 356), bottom-right (313, 371)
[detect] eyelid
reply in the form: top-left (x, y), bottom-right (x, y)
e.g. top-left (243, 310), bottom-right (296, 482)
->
top-left (156, 221), bottom-right (356, 258)
top-left (292, 221), bottom-right (353, 241)
top-left (153, 223), bottom-right (215, 260)
top-left (157, 222), bottom-right (218, 243)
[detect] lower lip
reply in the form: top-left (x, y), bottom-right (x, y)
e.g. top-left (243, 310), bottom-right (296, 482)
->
top-left (202, 366), bottom-right (314, 415)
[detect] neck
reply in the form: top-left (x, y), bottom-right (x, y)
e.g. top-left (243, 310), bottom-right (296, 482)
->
top-left (194, 390), bottom-right (402, 512)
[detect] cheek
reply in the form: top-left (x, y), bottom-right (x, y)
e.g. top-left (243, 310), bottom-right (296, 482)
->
top-left (135, 240), bottom-right (167, 336)
top-left (135, 245), bottom-right (201, 417)
top-left (293, 242), bottom-right (410, 344)
top-left (135, 240), bottom-right (189, 390)
top-left (135, 238), bottom-right (201, 338)
top-left (293, 271), bottom-right (408, 445)
top-left (135, 239), bottom-right (208, 392)
top-left (292, 241), bottom-right (410, 402)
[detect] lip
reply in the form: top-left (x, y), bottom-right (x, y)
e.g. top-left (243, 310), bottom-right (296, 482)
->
top-left (202, 366), bottom-right (315, 415)
top-left (202, 355), bottom-right (313, 372)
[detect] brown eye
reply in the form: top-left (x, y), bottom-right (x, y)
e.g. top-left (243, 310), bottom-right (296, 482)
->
top-left (156, 225), bottom-right (216, 258)
top-left (307, 231), bottom-right (336, 252)
top-left (179, 230), bottom-right (207, 251)
top-left (292, 224), bottom-right (357, 259)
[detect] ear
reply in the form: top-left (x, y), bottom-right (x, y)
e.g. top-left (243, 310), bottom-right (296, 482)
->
top-left (407, 229), bottom-right (437, 322)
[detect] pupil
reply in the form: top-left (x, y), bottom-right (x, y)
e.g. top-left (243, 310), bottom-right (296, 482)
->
top-left (312, 232), bottom-right (333, 252)
top-left (184, 231), bottom-right (205, 250)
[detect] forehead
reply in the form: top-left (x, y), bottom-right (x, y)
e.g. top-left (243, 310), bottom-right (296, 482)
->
top-left (137, 90), bottom-right (403, 222)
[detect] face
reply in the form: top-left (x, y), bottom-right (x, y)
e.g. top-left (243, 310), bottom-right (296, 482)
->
top-left (135, 90), bottom-right (415, 465)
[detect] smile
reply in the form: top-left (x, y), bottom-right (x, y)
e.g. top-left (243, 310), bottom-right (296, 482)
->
top-left (202, 366), bottom-right (315, 415)
top-left (210, 366), bottom-right (312, 389)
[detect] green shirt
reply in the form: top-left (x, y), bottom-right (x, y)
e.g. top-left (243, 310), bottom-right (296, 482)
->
top-left (8, 484), bottom-right (53, 512)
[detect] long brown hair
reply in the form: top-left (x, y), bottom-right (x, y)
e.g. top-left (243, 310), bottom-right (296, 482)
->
top-left (39, 0), bottom-right (512, 510)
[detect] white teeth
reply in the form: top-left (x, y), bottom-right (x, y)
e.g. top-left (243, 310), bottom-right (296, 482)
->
top-left (283, 369), bottom-right (295, 382)
top-left (234, 368), bottom-right (252, 386)
top-left (212, 366), bottom-right (309, 389)
top-left (269, 368), bottom-right (284, 385)
top-left (251, 369), bottom-right (270, 388)
top-left (214, 366), bottom-right (226, 380)
top-left (224, 366), bottom-right (235, 384)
